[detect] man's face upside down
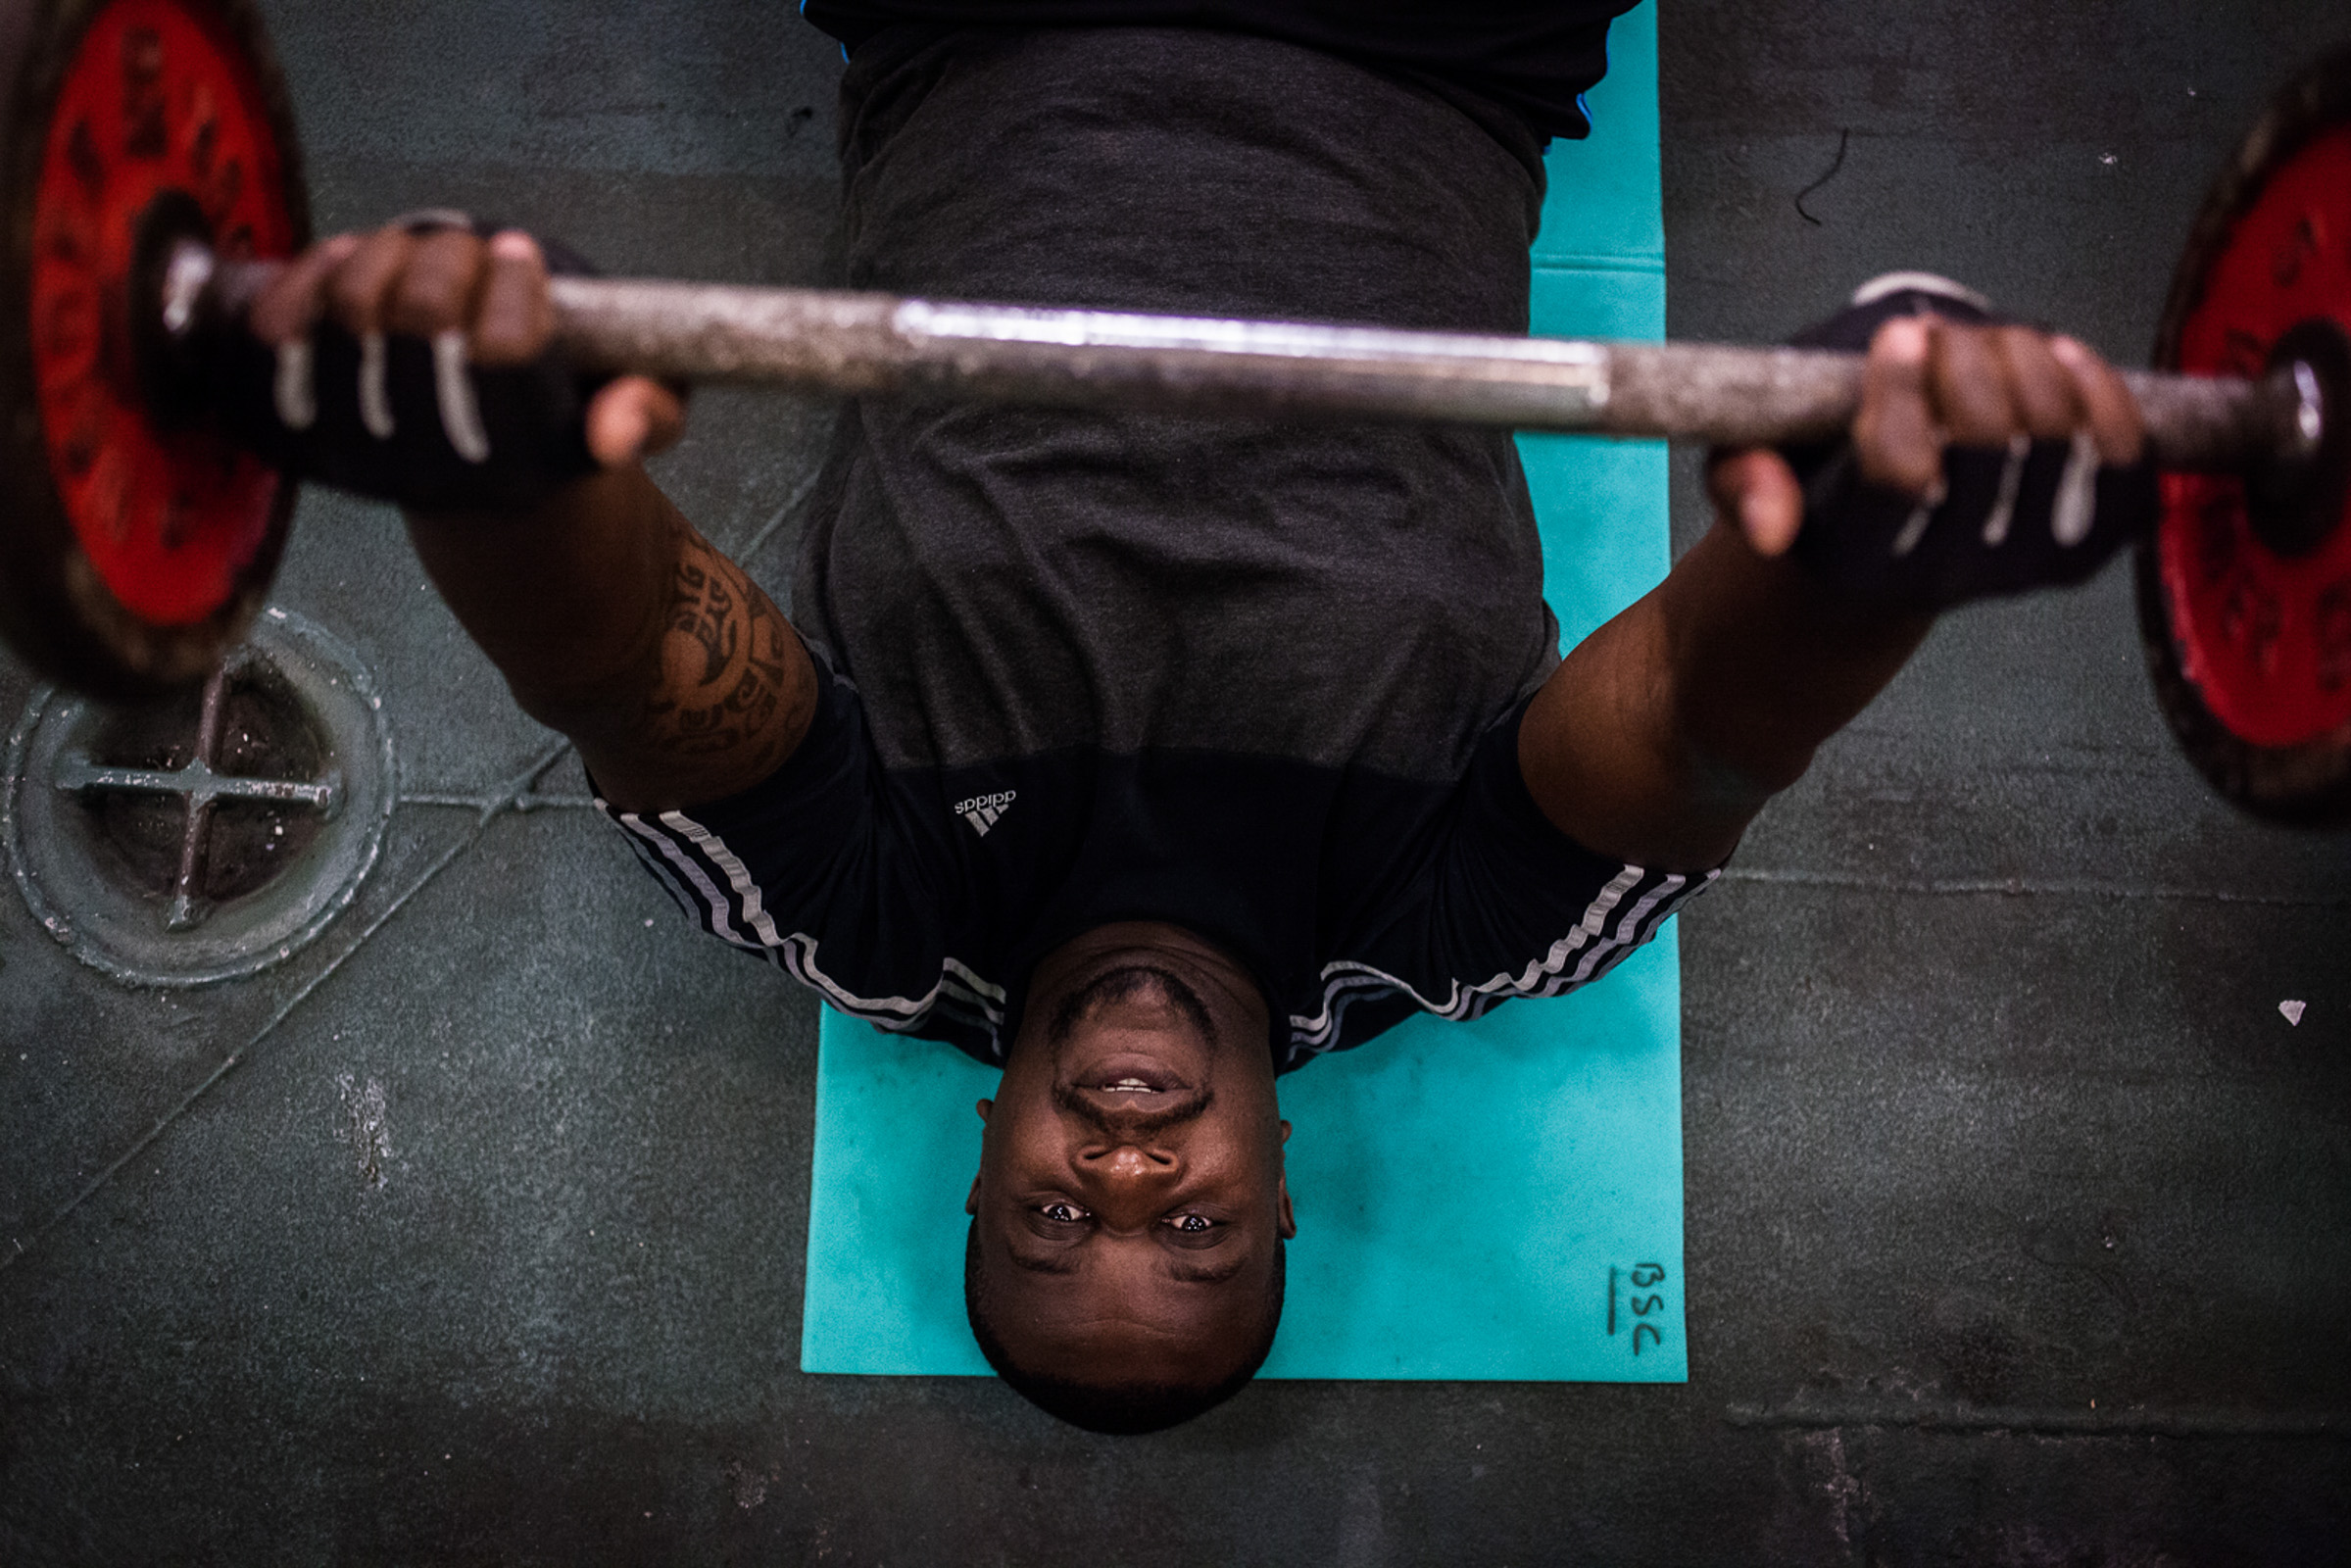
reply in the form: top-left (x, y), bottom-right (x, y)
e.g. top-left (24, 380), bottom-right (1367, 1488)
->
top-left (963, 924), bottom-right (1296, 1432)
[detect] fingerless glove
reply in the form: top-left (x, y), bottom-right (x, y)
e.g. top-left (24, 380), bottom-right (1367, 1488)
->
top-left (208, 214), bottom-right (613, 514)
top-left (1780, 273), bottom-right (2156, 610)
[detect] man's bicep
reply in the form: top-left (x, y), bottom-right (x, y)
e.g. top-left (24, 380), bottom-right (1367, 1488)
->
top-left (574, 524), bottom-right (819, 813)
top-left (407, 466), bottom-right (821, 814)
top-left (514, 507), bottom-right (818, 815)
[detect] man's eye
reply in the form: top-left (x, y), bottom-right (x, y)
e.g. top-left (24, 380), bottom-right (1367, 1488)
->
top-left (1165, 1212), bottom-right (1216, 1234)
top-left (1039, 1201), bottom-right (1089, 1224)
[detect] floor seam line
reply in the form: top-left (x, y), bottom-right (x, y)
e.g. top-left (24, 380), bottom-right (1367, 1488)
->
top-left (0, 740), bottom-right (570, 1279)
top-left (1724, 1400), bottom-right (2351, 1439)
top-left (1720, 867), bottom-right (2351, 908)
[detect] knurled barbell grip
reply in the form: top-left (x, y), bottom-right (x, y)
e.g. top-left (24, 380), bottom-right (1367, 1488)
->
top-left (539, 277), bottom-right (2305, 471)
top-left (202, 261), bottom-right (2306, 471)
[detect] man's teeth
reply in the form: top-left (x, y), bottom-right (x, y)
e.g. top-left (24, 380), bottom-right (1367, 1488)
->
top-left (1102, 1077), bottom-right (1155, 1092)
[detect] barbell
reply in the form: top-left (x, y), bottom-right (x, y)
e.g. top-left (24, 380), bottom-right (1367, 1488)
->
top-left (2, 0), bottom-right (2347, 819)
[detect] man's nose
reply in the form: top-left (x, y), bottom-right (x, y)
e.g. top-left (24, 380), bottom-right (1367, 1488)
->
top-left (1083, 1142), bottom-right (1177, 1177)
top-left (1075, 1140), bottom-right (1180, 1218)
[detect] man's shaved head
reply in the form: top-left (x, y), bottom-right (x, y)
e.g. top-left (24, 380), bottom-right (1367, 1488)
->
top-left (965, 1221), bottom-right (1284, 1434)
top-left (964, 924), bottom-right (1296, 1434)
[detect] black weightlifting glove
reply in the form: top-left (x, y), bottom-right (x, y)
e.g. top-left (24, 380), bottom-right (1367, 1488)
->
top-left (208, 213), bottom-right (613, 513)
top-left (1779, 273), bottom-right (2157, 611)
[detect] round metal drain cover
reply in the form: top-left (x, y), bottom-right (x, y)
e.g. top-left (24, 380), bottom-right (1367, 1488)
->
top-left (3, 608), bottom-right (394, 986)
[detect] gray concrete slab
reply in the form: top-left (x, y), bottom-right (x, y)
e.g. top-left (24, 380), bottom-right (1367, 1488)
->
top-left (2, 0), bottom-right (2347, 1561)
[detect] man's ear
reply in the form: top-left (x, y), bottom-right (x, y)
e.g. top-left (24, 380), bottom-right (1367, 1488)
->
top-left (1275, 1172), bottom-right (1297, 1240)
top-left (966, 1100), bottom-right (993, 1217)
top-left (1279, 1118), bottom-right (1292, 1146)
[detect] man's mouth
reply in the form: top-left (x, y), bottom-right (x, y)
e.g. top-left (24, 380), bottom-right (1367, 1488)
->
top-left (1075, 1055), bottom-right (1190, 1095)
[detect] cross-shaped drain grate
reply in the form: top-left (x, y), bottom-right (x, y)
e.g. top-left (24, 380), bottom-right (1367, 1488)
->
top-left (6, 608), bottom-right (392, 987)
top-left (54, 659), bottom-right (343, 932)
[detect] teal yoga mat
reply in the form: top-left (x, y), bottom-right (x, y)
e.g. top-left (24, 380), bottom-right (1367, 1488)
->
top-left (801, 1), bottom-right (1686, 1382)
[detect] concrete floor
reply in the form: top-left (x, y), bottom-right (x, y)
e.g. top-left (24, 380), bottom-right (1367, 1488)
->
top-left (3, 0), bottom-right (2348, 1560)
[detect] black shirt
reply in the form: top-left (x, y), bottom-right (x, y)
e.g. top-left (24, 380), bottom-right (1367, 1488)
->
top-left (602, 24), bottom-right (1712, 1073)
top-left (796, 0), bottom-right (1641, 142)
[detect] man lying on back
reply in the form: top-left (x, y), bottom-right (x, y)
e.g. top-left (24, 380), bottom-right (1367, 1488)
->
top-left (241, 3), bottom-right (2151, 1430)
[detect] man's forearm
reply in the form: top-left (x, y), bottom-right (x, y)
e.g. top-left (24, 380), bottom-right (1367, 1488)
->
top-left (405, 466), bottom-right (816, 812)
top-left (1522, 522), bottom-right (1932, 870)
top-left (1654, 522), bottom-right (1934, 801)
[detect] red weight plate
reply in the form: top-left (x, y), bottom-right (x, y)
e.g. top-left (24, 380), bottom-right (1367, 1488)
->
top-left (2155, 123), bottom-right (2351, 752)
top-left (27, 0), bottom-right (295, 628)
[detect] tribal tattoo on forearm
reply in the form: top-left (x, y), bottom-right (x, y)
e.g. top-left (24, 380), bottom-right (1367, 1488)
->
top-left (638, 524), bottom-right (806, 773)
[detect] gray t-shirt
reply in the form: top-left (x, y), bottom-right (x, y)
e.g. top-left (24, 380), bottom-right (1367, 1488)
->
top-left (602, 24), bottom-right (1712, 1069)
